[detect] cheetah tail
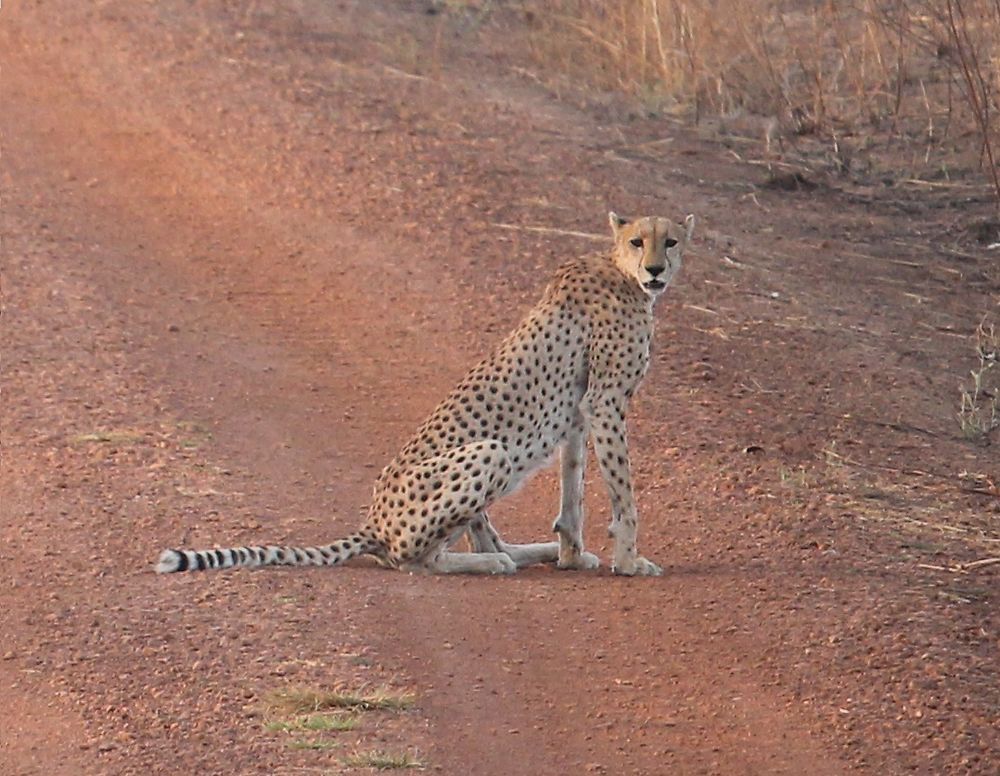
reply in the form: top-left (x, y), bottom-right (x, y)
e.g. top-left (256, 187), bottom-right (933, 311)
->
top-left (154, 531), bottom-right (380, 574)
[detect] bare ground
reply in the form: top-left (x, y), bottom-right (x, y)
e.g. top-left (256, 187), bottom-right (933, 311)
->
top-left (1, 2), bottom-right (997, 774)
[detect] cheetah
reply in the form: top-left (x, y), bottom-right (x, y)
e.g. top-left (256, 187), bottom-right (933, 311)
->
top-left (156, 211), bottom-right (695, 577)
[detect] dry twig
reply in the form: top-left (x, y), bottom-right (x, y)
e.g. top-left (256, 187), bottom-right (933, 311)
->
top-left (917, 557), bottom-right (1000, 573)
top-left (492, 222), bottom-right (606, 241)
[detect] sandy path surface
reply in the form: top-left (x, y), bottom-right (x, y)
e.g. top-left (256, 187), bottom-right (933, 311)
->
top-left (2, 2), bottom-right (996, 774)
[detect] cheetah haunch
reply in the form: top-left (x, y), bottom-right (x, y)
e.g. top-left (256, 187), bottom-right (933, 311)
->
top-left (157, 212), bottom-right (695, 576)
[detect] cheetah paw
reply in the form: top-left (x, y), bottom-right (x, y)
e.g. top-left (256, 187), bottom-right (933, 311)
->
top-left (557, 551), bottom-right (600, 571)
top-left (612, 556), bottom-right (663, 577)
top-left (491, 554), bottom-right (518, 574)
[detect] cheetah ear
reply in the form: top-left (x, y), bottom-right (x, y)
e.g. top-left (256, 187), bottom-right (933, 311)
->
top-left (683, 214), bottom-right (696, 242)
top-left (609, 211), bottom-right (630, 233)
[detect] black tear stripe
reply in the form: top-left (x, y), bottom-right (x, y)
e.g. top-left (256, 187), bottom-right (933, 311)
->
top-left (174, 551), bottom-right (189, 572)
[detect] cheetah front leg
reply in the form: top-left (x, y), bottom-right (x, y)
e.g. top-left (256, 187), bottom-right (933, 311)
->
top-left (552, 411), bottom-right (600, 570)
top-left (587, 402), bottom-right (662, 577)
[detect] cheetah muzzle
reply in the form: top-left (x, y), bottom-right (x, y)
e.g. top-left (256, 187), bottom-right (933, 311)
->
top-left (156, 211), bottom-right (696, 577)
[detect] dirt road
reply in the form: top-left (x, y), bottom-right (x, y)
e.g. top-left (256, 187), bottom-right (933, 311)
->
top-left (2, 2), bottom-right (997, 774)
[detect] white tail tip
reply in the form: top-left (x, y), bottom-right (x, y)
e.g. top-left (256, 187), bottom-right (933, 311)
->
top-left (155, 549), bottom-right (183, 574)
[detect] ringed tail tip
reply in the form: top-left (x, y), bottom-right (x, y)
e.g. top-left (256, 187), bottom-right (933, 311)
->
top-left (155, 549), bottom-right (184, 574)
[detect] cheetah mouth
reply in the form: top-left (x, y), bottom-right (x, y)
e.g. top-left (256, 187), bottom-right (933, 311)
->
top-left (643, 279), bottom-right (667, 292)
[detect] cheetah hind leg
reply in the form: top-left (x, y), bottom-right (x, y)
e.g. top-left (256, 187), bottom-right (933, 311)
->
top-left (406, 527), bottom-right (515, 574)
top-left (396, 441), bottom-right (518, 575)
top-left (467, 513), bottom-right (560, 569)
top-left (415, 546), bottom-right (517, 575)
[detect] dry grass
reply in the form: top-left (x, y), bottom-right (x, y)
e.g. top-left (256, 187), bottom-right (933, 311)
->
top-left (263, 686), bottom-right (419, 761)
top-left (958, 320), bottom-right (1000, 439)
top-left (287, 738), bottom-right (341, 751)
top-left (69, 429), bottom-right (149, 445)
top-left (520, 0), bottom-right (1000, 205)
top-left (343, 750), bottom-right (425, 770)
top-left (264, 713), bottom-right (361, 733)
top-left (264, 685), bottom-right (416, 715)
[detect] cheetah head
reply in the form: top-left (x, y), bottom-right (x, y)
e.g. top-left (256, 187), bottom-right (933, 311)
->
top-left (608, 212), bottom-right (695, 299)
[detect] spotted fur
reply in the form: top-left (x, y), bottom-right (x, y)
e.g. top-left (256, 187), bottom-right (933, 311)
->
top-left (156, 211), bottom-right (695, 576)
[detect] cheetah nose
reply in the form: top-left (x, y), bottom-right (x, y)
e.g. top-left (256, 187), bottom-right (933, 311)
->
top-left (646, 265), bottom-right (666, 277)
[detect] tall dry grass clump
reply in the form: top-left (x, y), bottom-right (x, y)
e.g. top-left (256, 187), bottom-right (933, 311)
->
top-left (524, 0), bottom-right (1000, 205)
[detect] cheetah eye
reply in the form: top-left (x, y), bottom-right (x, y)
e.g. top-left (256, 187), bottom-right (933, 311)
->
top-left (665, 238), bottom-right (678, 248)
top-left (629, 237), bottom-right (643, 248)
